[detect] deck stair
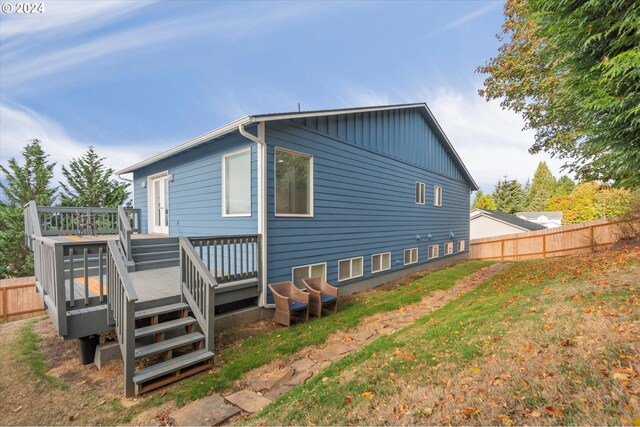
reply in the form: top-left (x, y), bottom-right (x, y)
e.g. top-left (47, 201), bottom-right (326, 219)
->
top-left (131, 301), bottom-right (213, 395)
top-left (131, 237), bottom-right (180, 271)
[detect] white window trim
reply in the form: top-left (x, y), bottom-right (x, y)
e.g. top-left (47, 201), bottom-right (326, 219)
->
top-left (274, 147), bottom-right (314, 218)
top-left (404, 248), bottom-right (418, 266)
top-left (444, 242), bottom-right (454, 256)
top-left (415, 181), bottom-right (425, 205)
top-left (222, 147), bottom-right (252, 218)
top-left (428, 244), bottom-right (439, 259)
top-left (338, 256), bottom-right (364, 282)
top-left (371, 252), bottom-right (392, 274)
top-left (434, 186), bottom-right (442, 207)
top-left (291, 262), bottom-right (327, 284)
top-left (457, 240), bottom-right (465, 252)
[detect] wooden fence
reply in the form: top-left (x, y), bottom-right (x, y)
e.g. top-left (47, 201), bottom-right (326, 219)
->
top-left (470, 218), bottom-right (633, 261)
top-left (0, 276), bottom-right (45, 322)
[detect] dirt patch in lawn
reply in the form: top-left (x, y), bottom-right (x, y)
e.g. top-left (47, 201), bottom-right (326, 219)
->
top-left (0, 317), bottom-right (126, 426)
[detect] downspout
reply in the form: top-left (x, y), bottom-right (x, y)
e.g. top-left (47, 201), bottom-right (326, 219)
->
top-left (239, 121), bottom-right (273, 308)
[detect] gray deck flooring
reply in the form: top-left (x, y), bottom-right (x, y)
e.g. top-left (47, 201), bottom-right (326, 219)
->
top-left (66, 266), bottom-right (180, 304)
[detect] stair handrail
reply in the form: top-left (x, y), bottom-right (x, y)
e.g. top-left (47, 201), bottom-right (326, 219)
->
top-left (106, 239), bottom-right (138, 397)
top-left (117, 206), bottom-right (134, 267)
top-left (179, 237), bottom-right (217, 352)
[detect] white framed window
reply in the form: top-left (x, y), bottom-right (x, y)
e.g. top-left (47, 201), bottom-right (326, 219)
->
top-left (338, 257), bottom-right (364, 282)
top-left (275, 147), bottom-right (313, 217)
top-left (434, 186), bottom-right (442, 207)
top-left (444, 242), bottom-right (453, 255)
top-left (457, 240), bottom-right (465, 252)
top-left (404, 248), bottom-right (418, 265)
top-left (415, 182), bottom-right (425, 204)
top-left (428, 244), bottom-right (439, 259)
top-left (371, 252), bottom-right (391, 274)
top-left (292, 263), bottom-right (327, 287)
top-left (222, 148), bottom-right (252, 217)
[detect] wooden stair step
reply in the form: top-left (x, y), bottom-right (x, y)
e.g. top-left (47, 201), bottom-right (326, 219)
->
top-left (135, 332), bottom-right (204, 359)
top-left (135, 317), bottom-right (197, 339)
top-left (133, 349), bottom-right (213, 384)
top-left (135, 303), bottom-right (189, 320)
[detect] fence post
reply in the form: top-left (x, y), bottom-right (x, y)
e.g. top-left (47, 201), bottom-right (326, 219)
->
top-left (542, 235), bottom-right (547, 258)
top-left (501, 240), bottom-right (505, 261)
top-left (2, 287), bottom-right (7, 322)
top-left (589, 225), bottom-right (595, 251)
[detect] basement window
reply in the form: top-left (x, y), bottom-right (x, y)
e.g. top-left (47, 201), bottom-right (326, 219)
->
top-left (404, 248), bottom-right (418, 265)
top-left (457, 240), bottom-right (465, 252)
top-left (292, 263), bottom-right (326, 287)
top-left (444, 242), bottom-right (453, 256)
top-left (372, 252), bottom-right (391, 273)
top-left (428, 244), bottom-right (439, 259)
top-left (339, 257), bottom-right (364, 282)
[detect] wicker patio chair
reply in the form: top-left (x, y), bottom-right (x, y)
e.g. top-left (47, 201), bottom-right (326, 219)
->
top-left (268, 281), bottom-right (310, 327)
top-left (301, 276), bottom-right (339, 318)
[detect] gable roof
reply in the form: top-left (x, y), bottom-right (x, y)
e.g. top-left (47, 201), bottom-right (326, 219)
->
top-left (116, 103), bottom-right (478, 189)
top-left (471, 209), bottom-right (547, 232)
top-left (516, 211), bottom-right (563, 220)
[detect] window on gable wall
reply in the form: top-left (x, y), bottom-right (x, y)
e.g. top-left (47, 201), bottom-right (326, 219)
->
top-left (434, 186), bottom-right (442, 207)
top-left (415, 182), bottom-right (425, 204)
top-left (275, 148), bottom-right (313, 216)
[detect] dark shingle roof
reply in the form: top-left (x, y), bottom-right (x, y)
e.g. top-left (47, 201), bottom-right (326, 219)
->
top-left (473, 209), bottom-right (548, 231)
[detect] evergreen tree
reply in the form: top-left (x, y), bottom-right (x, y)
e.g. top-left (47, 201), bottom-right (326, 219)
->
top-left (555, 175), bottom-right (576, 196)
top-left (527, 161), bottom-right (556, 211)
top-left (0, 139), bottom-right (57, 277)
top-left (472, 190), bottom-right (498, 210)
top-left (492, 177), bottom-right (526, 214)
top-left (59, 147), bottom-right (130, 207)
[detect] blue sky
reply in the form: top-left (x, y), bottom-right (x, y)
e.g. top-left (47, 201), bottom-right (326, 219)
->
top-left (0, 0), bottom-right (566, 194)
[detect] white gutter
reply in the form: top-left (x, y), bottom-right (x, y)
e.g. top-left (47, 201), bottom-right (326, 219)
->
top-left (238, 121), bottom-right (272, 308)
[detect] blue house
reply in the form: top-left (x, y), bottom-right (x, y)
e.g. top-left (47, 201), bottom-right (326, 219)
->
top-left (118, 103), bottom-right (478, 301)
top-left (24, 103), bottom-right (477, 396)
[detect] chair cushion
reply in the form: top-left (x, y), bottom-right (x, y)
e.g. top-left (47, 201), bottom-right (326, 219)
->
top-left (289, 301), bottom-right (308, 312)
top-left (321, 294), bottom-right (337, 304)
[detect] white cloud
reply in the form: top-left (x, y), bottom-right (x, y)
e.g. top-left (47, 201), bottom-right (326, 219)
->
top-left (0, 102), bottom-right (171, 184)
top-left (430, 2), bottom-right (501, 36)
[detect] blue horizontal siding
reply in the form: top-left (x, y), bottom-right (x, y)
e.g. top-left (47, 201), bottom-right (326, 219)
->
top-left (265, 120), bottom-right (471, 295)
top-left (133, 131), bottom-right (258, 237)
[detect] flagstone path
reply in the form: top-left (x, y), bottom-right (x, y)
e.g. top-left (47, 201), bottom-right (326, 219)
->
top-left (168, 262), bottom-right (507, 425)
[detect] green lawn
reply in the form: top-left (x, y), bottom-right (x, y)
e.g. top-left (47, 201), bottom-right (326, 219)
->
top-left (249, 249), bottom-right (640, 426)
top-left (114, 260), bottom-right (493, 421)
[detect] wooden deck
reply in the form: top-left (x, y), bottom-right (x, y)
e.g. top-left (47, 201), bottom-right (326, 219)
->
top-left (48, 233), bottom-right (172, 244)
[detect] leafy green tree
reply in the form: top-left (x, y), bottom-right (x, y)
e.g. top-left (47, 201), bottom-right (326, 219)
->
top-left (594, 187), bottom-right (631, 219)
top-left (0, 140), bottom-right (57, 277)
top-left (478, 0), bottom-right (640, 188)
top-left (555, 175), bottom-right (576, 196)
top-left (472, 190), bottom-right (498, 210)
top-left (527, 161), bottom-right (556, 211)
top-left (493, 178), bottom-right (526, 214)
top-left (59, 147), bottom-right (130, 207)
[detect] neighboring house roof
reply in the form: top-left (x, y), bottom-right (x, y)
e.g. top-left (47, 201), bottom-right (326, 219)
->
top-left (516, 211), bottom-right (563, 221)
top-left (471, 209), bottom-right (547, 232)
top-left (116, 103), bottom-right (478, 190)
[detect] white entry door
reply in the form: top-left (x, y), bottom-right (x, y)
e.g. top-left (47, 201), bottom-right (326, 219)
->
top-left (149, 174), bottom-right (169, 234)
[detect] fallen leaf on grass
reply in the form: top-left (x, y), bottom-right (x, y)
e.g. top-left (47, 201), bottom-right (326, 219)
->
top-left (422, 407), bottom-right (433, 416)
top-left (561, 339), bottom-right (571, 347)
top-left (461, 407), bottom-right (480, 417)
top-left (362, 391), bottom-right (375, 399)
top-left (545, 406), bottom-right (563, 417)
top-left (344, 396), bottom-right (352, 405)
top-left (584, 307), bottom-right (596, 313)
top-left (472, 366), bottom-right (481, 374)
top-left (544, 287), bottom-right (552, 294)
top-left (530, 410), bottom-right (542, 418)
top-left (12, 406), bottom-right (22, 412)
top-left (571, 294), bottom-right (582, 301)
top-left (544, 323), bottom-right (554, 330)
top-left (394, 348), bottom-right (404, 356)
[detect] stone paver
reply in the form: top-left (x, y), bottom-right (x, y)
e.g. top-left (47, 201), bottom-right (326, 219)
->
top-left (171, 394), bottom-right (240, 426)
top-left (309, 342), bottom-right (353, 362)
top-left (290, 357), bottom-right (316, 372)
top-left (265, 385), bottom-right (293, 400)
top-left (224, 390), bottom-right (272, 413)
top-left (350, 329), bottom-right (373, 342)
top-left (247, 367), bottom-right (294, 392)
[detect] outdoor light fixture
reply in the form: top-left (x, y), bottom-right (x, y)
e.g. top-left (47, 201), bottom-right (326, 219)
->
top-left (141, 180), bottom-right (146, 188)
top-left (416, 234), bottom-right (421, 240)
top-left (449, 231), bottom-right (455, 239)
top-left (427, 233), bottom-right (432, 240)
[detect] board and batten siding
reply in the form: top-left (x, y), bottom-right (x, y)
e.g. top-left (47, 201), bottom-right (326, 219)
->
top-left (133, 131), bottom-right (258, 236)
top-left (265, 117), bottom-right (472, 294)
